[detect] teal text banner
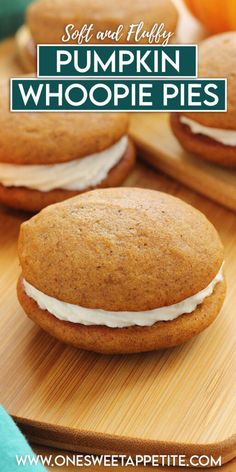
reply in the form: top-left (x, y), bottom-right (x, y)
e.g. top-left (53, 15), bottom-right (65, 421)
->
top-left (11, 79), bottom-right (226, 112)
top-left (37, 45), bottom-right (197, 78)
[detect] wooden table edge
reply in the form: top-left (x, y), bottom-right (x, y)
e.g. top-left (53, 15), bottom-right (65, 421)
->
top-left (14, 416), bottom-right (236, 465)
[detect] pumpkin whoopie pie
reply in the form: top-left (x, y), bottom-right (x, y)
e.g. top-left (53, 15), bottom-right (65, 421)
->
top-left (171, 33), bottom-right (236, 168)
top-left (16, 0), bottom-right (178, 72)
top-left (17, 187), bottom-right (226, 354)
top-left (0, 79), bottom-right (135, 212)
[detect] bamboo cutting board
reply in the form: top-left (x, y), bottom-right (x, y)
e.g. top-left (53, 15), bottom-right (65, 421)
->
top-left (0, 163), bottom-right (236, 465)
top-left (130, 113), bottom-right (236, 213)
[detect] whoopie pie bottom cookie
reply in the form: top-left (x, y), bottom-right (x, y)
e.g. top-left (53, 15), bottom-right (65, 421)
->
top-left (17, 187), bottom-right (226, 354)
top-left (0, 139), bottom-right (135, 212)
top-left (170, 114), bottom-right (236, 168)
top-left (17, 276), bottom-right (226, 354)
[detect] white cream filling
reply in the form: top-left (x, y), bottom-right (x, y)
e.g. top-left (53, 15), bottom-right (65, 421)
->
top-left (180, 116), bottom-right (236, 147)
top-left (22, 264), bottom-right (223, 328)
top-left (0, 136), bottom-right (128, 192)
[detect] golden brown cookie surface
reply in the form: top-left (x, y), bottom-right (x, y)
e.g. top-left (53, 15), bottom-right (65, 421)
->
top-left (0, 140), bottom-right (135, 211)
top-left (18, 188), bottom-right (224, 311)
top-left (27, 0), bottom-right (178, 45)
top-left (0, 79), bottom-right (129, 165)
top-left (182, 32), bottom-right (236, 130)
top-left (17, 275), bottom-right (226, 354)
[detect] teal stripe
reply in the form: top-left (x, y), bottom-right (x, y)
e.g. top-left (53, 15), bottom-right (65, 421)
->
top-left (0, 405), bottom-right (46, 471)
top-left (0, 0), bottom-right (33, 39)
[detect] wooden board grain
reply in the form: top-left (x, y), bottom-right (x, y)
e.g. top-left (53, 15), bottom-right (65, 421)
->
top-left (130, 113), bottom-right (236, 213)
top-left (0, 163), bottom-right (236, 465)
top-left (0, 36), bottom-right (235, 466)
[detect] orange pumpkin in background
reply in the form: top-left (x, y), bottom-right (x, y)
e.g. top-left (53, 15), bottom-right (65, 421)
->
top-left (184, 0), bottom-right (236, 34)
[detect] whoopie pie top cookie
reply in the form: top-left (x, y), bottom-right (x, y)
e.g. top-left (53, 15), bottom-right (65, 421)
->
top-left (27, 0), bottom-right (178, 45)
top-left (0, 79), bottom-right (128, 165)
top-left (18, 187), bottom-right (224, 312)
top-left (0, 78), bottom-right (135, 211)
